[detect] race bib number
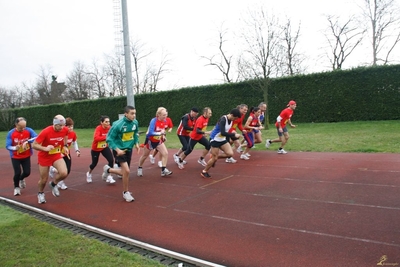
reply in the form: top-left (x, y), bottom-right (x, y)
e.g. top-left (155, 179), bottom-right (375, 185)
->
top-left (49, 146), bottom-right (61, 154)
top-left (122, 132), bottom-right (133, 141)
top-left (97, 141), bottom-right (107, 149)
top-left (18, 143), bottom-right (30, 153)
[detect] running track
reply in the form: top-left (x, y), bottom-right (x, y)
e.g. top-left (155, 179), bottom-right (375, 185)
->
top-left (0, 148), bottom-right (399, 266)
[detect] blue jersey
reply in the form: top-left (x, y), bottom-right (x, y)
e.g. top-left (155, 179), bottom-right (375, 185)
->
top-left (210, 115), bottom-right (235, 142)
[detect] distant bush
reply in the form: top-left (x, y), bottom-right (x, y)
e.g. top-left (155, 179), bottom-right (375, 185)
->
top-left (1, 64), bottom-right (398, 131)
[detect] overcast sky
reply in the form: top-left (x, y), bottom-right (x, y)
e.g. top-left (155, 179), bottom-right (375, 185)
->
top-left (1, 0), bottom-right (397, 91)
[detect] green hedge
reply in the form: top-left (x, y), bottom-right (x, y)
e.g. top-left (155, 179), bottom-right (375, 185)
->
top-left (268, 65), bottom-right (400, 122)
top-left (1, 64), bottom-right (399, 131)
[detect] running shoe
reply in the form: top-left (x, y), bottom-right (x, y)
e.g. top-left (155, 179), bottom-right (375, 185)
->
top-left (277, 149), bottom-right (288, 154)
top-left (14, 187), bottom-right (21, 196)
top-left (86, 172), bottom-right (92, 183)
top-left (225, 157), bottom-right (237, 163)
top-left (173, 154), bottom-right (180, 164)
top-left (240, 154), bottom-right (250, 160)
top-left (177, 161), bottom-right (184, 169)
top-left (102, 165), bottom-right (110, 180)
top-left (137, 168), bottom-right (143, 177)
top-left (38, 193), bottom-right (46, 204)
top-left (149, 155), bottom-right (155, 164)
top-left (49, 166), bottom-right (56, 179)
top-left (198, 158), bottom-right (207, 167)
top-left (19, 179), bottom-right (26, 189)
top-left (106, 175), bottom-right (116, 184)
top-left (57, 180), bottom-right (68, 190)
top-left (265, 139), bottom-right (271, 149)
top-left (161, 168), bottom-right (173, 176)
top-left (123, 191), bottom-right (135, 202)
top-left (49, 182), bottom-right (60, 197)
top-left (200, 171), bottom-right (211, 178)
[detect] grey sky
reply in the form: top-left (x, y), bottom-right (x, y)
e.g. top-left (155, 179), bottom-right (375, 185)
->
top-left (1, 0), bottom-right (396, 90)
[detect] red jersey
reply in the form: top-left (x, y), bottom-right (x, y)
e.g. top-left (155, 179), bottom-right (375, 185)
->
top-left (244, 112), bottom-right (260, 131)
top-left (275, 107), bottom-right (294, 128)
top-left (91, 125), bottom-right (109, 151)
top-left (165, 117), bottom-right (173, 130)
top-left (190, 115), bottom-right (208, 141)
top-left (146, 117), bottom-right (166, 143)
top-left (35, 125), bottom-right (69, 166)
top-left (229, 113), bottom-right (245, 133)
top-left (6, 127), bottom-right (37, 159)
top-left (176, 113), bottom-right (196, 136)
top-left (63, 130), bottom-right (77, 155)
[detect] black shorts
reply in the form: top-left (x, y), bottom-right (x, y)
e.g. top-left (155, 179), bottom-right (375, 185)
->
top-left (112, 149), bottom-right (132, 164)
top-left (210, 140), bottom-right (228, 148)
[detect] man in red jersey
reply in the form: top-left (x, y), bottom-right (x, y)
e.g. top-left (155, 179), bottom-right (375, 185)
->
top-left (265, 100), bottom-right (297, 154)
top-left (6, 117), bottom-right (38, 196)
top-left (176, 107), bottom-right (212, 169)
top-left (48, 117), bottom-right (81, 190)
top-left (173, 107), bottom-right (199, 163)
top-left (32, 115), bottom-right (69, 203)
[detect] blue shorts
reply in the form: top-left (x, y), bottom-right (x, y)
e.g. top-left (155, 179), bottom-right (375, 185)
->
top-left (276, 126), bottom-right (288, 137)
top-left (243, 132), bottom-right (254, 148)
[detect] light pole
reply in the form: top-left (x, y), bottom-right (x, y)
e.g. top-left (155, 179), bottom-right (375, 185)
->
top-left (121, 0), bottom-right (135, 107)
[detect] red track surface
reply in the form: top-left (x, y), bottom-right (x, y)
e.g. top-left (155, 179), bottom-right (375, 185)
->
top-left (1, 148), bottom-right (399, 266)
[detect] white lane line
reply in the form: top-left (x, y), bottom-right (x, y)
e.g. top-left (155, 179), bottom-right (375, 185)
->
top-left (174, 209), bottom-right (400, 248)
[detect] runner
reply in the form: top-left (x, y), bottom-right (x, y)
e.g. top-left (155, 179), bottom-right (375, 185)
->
top-left (86, 115), bottom-right (116, 183)
top-left (176, 107), bottom-right (212, 169)
top-left (137, 107), bottom-right (172, 177)
top-left (105, 105), bottom-right (140, 202)
top-left (49, 117), bottom-right (81, 189)
top-left (266, 100), bottom-right (297, 154)
top-left (32, 115), bottom-right (69, 203)
top-left (6, 117), bottom-right (38, 196)
top-left (201, 109), bottom-right (241, 178)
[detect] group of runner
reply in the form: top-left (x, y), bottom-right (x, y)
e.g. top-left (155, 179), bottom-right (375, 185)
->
top-left (5, 100), bottom-right (296, 203)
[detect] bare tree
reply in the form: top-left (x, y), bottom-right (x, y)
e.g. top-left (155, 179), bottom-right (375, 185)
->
top-left (85, 59), bottom-right (108, 98)
top-left (104, 53), bottom-right (126, 97)
top-left (20, 82), bottom-right (39, 107)
top-left (145, 51), bottom-right (171, 93)
top-left (278, 18), bottom-right (305, 75)
top-left (130, 40), bottom-right (152, 94)
top-left (201, 27), bottom-right (234, 83)
top-left (361, 0), bottom-right (400, 65)
top-left (64, 62), bottom-right (91, 101)
top-left (239, 7), bottom-right (282, 80)
top-left (130, 40), bottom-right (170, 94)
top-left (324, 15), bottom-right (365, 70)
top-left (0, 87), bottom-right (22, 109)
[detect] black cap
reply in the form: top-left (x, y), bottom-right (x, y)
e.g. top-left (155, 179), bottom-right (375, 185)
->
top-left (191, 107), bottom-right (199, 113)
top-left (230, 108), bottom-right (241, 118)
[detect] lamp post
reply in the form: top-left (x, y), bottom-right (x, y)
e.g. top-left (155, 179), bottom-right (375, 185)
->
top-left (121, 0), bottom-right (135, 107)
